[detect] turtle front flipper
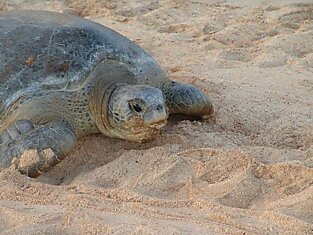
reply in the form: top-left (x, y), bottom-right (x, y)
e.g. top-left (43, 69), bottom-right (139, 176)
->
top-left (162, 81), bottom-right (214, 118)
top-left (0, 119), bottom-right (76, 177)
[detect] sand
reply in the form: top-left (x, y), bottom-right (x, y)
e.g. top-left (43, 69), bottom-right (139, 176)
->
top-left (0, 0), bottom-right (313, 234)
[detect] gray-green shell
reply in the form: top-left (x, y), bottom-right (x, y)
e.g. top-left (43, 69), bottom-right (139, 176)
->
top-left (0, 10), bottom-right (167, 117)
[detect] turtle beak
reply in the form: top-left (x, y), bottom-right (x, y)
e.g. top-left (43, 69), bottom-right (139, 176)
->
top-left (144, 104), bottom-right (168, 129)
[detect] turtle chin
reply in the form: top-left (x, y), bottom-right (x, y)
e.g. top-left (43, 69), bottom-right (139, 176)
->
top-left (136, 120), bottom-right (168, 143)
top-left (114, 117), bottom-right (167, 143)
top-left (129, 129), bottom-right (161, 143)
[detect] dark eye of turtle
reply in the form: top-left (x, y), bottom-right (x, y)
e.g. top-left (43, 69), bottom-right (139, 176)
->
top-left (132, 103), bottom-right (142, 112)
top-left (129, 101), bottom-right (143, 113)
top-left (129, 99), bottom-right (146, 113)
top-left (132, 103), bottom-right (142, 113)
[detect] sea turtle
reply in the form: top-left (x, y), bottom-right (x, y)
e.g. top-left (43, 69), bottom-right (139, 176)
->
top-left (0, 10), bottom-right (214, 177)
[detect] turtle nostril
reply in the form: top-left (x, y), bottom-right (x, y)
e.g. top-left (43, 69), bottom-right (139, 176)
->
top-left (156, 104), bottom-right (163, 112)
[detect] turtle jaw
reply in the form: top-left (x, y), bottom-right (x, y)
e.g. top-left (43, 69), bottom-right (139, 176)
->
top-left (137, 119), bottom-right (168, 143)
top-left (140, 119), bottom-right (168, 143)
top-left (143, 102), bottom-right (168, 128)
top-left (116, 104), bottom-right (168, 143)
top-left (113, 117), bottom-right (168, 143)
top-left (147, 119), bottom-right (167, 130)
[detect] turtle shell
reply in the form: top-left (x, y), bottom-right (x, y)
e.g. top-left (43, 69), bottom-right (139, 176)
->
top-left (0, 10), bottom-right (167, 115)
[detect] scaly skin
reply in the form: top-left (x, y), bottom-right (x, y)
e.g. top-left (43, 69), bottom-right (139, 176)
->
top-left (0, 119), bottom-right (76, 177)
top-left (0, 11), bottom-right (214, 177)
top-left (161, 81), bottom-right (214, 118)
top-left (0, 61), bottom-right (168, 177)
top-left (0, 85), bottom-right (97, 177)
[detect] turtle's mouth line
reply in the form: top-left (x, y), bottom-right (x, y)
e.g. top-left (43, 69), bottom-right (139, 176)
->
top-left (148, 119), bottom-right (167, 129)
top-left (129, 119), bottom-right (167, 134)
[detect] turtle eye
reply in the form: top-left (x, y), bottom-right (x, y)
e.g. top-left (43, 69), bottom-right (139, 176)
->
top-left (132, 103), bottom-right (142, 112)
top-left (129, 99), bottom-right (145, 113)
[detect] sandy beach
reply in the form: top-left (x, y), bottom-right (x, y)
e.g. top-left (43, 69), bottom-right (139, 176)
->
top-left (0, 0), bottom-right (313, 234)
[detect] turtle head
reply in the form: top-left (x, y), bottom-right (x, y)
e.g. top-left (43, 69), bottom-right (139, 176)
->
top-left (103, 84), bottom-right (168, 142)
